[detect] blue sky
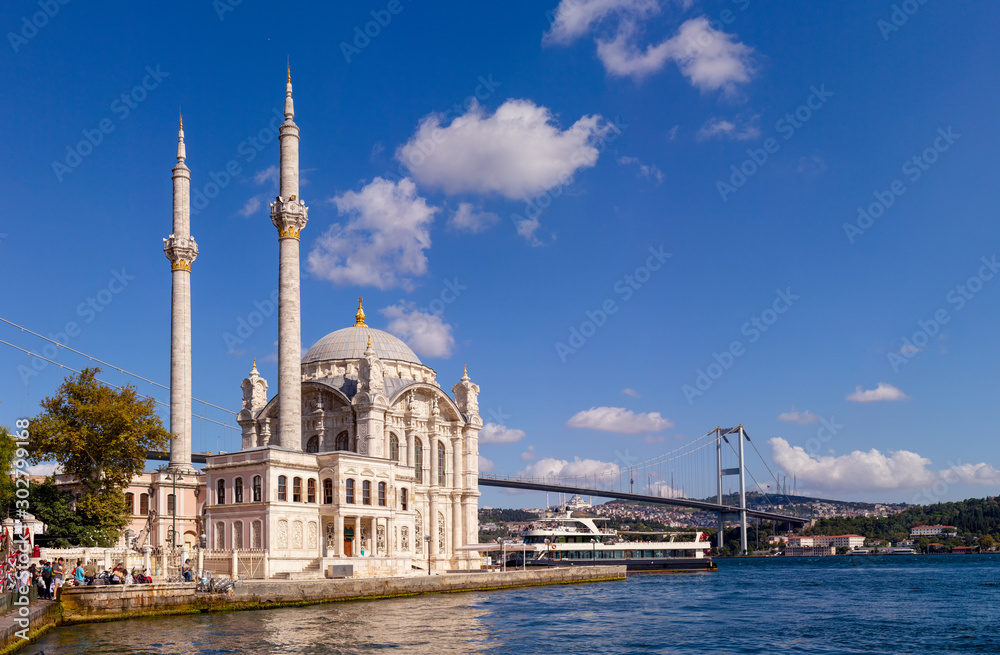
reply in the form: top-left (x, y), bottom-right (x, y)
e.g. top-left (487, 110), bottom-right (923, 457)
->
top-left (2, 0), bottom-right (999, 507)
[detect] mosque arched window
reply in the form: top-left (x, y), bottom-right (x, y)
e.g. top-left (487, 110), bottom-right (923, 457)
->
top-left (378, 482), bottom-right (387, 506)
top-left (307, 479), bottom-right (316, 503)
top-left (125, 492), bottom-right (135, 514)
top-left (234, 477), bottom-right (244, 503)
top-left (293, 477), bottom-right (303, 502)
top-left (252, 475), bottom-right (262, 502)
top-left (414, 440), bottom-right (424, 484)
top-left (217, 479), bottom-right (225, 505)
top-left (389, 434), bottom-right (399, 461)
top-left (335, 431), bottom-right (349, 451)
top-left (306, 436), bottom-right (319, 453)
top-left (362, 480), bottom-right (372, 505)
top-left (345, 478), bottom-right (355, 504)
top-left (323, 478), bottom-right (333, 504)
top-left (401, 487), bottom-right (408, 511)
top-left (437, 442), bottom-right (446, 486)
top-left (277, 476), bottom-right (287, 501)
top-left (139, 493), bottom-right (149, 515)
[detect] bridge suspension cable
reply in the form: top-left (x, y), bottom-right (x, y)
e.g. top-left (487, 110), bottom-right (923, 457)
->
top-left (0, 315), bottom-right (237, 416)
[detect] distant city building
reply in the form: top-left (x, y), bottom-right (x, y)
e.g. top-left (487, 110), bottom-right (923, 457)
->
top-left (785, 546), bottom-right (835, 557)
top-left (910, 525), bottom-right (958, 537)
top-left (789, 534), bottom-right (865, 549)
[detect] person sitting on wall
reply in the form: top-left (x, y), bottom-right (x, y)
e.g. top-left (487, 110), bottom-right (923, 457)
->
top-left (182, 558), bottom-right (193, 582)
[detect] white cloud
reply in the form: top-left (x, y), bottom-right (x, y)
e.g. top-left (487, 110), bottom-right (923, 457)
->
top-left (846, 382), bottom-right (909, 403)
top-left (520, 456), bottom-right (621, 481)
top-left (479, 423), bottom-right (526, 445)
top-left (777, 408), bottom-right (820, 425)
top-left (254, 165), bottom-right (279, 186)
top-left (478, 455), bottom-right (495, 473)
top-left (666, 125), bottom-right (679, 141)
top-left (396, 99), bottom-right (613, 200)
top-left (238, 195), bottom-right (263, 218)
top-left (543, 0), bottom-right (660, 46)
top-left (381, 302), bottom-right (454, 358)
top-left (448, 202), bottom-right (500, 233)
top-left (645, 435), bottom-right (666, 444)
top-left (596, 21), bottom-right (675, 80)
top-left (515, 216), bottom-right (542, 246)
top-left (617, 156), bottom-right (664, 184)
top-left (769, 437), bottom-right (937, 492)
top-left (940, 462), bottom-right (1000, 486)
top-left (663, 17), bottom-right (755, 92)
top-left (697, 115), bottom-right (760, 141)
top-left (646, 480), bottom-right (681, 497)
top-left (307, 177), bottom-right (436, 291)
top-left (521, 445), bottom-right (537, 461)
top-left (621, 387), bottom-right (641, 398)
top-left (771, 438), bottom-right (1000, 493)
top-left (566, 406), bottom-right (673, 433)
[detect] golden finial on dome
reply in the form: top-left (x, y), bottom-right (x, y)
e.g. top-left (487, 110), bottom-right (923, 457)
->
top-left (367, 334), bottom-right (371, 347)
top-left (179, 110), bottom-right (183, 130)
top-left (354, 296), bottom-right (366, 327)
top-left (463, 363), bottom-right (468, 376)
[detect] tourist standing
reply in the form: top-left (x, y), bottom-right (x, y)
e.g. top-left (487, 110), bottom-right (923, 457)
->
top-left (40, 560), bottom-right (52, 599)
top-left (51, 557), bottom-right (66, 597)
top-left (73, 559), bottom-right (86, 586)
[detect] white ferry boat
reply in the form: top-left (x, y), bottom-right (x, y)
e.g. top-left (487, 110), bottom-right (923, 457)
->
top-left (515, 512), bottom-right (716, 573)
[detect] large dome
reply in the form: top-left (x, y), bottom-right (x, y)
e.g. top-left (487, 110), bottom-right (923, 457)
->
top-left (302, 326), bottom-right (421, 365)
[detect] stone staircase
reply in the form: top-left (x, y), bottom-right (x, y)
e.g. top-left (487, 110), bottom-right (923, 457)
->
top-left (272, 557), bottom-right (324, 580)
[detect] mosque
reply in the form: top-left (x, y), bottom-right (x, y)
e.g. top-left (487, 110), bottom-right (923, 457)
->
top-left (120, 70), bottom-right (484, 577)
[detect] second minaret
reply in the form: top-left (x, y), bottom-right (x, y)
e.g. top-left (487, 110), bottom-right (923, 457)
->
top-left (271, 68), bottom-right (309, 450)
top-left (164, 116), bottom-right (198, 471)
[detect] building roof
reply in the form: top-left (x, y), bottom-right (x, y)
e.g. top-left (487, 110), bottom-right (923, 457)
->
top-left (303, 326), bottom-right (421, 365)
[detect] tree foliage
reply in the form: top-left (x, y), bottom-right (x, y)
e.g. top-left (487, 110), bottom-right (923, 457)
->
top-left (27, 367), bottom-right (170, 543)
top-left (808, 497), bottom-right (1000, 542)
top-left (0, 426), bottom-right (17, 519)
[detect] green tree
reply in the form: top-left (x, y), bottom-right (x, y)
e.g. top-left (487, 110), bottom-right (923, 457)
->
top-left (0, 426), bottom-right (18, 519)
top-left (979, 534), bottom-right (995, 551)
top-left (27, 367), bottom-right (170, 544)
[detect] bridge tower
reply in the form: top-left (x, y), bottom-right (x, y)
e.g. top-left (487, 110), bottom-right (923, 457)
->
top-left (716, 426), bottom-right (748, 554)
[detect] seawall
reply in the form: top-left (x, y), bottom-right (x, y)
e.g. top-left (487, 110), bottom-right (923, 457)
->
top-left (57, 565), bottom-right (626, 625)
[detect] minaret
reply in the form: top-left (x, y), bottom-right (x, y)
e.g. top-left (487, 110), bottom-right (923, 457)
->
top-left (163, 114), bottom-right (198, 472)
top-left (270, 66), bottom-right (309, 450)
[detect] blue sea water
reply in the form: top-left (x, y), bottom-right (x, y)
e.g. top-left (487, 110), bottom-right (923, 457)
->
top-left (28, 555), bottom-right (1000, 654)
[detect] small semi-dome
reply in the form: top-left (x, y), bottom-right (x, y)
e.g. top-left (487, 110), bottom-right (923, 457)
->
top-left (302, 298), bottom-right (421, 365)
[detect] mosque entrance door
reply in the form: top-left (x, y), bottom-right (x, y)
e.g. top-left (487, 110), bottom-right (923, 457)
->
top-left (344, 526), bottom-right (354, 557)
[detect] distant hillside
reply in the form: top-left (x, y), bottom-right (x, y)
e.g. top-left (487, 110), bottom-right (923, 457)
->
top-left (809, 497), bottom-right (1000, 540)
top-left (479, 508), bottom-right (537, 523)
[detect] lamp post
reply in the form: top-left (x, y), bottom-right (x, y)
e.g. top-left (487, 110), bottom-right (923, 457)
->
top-left (164, 471), bottom-right (184, 551)
top-left (423, 534), bottom-right (431, 575)
top-left (591, 537), bottom-right (596, 563)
